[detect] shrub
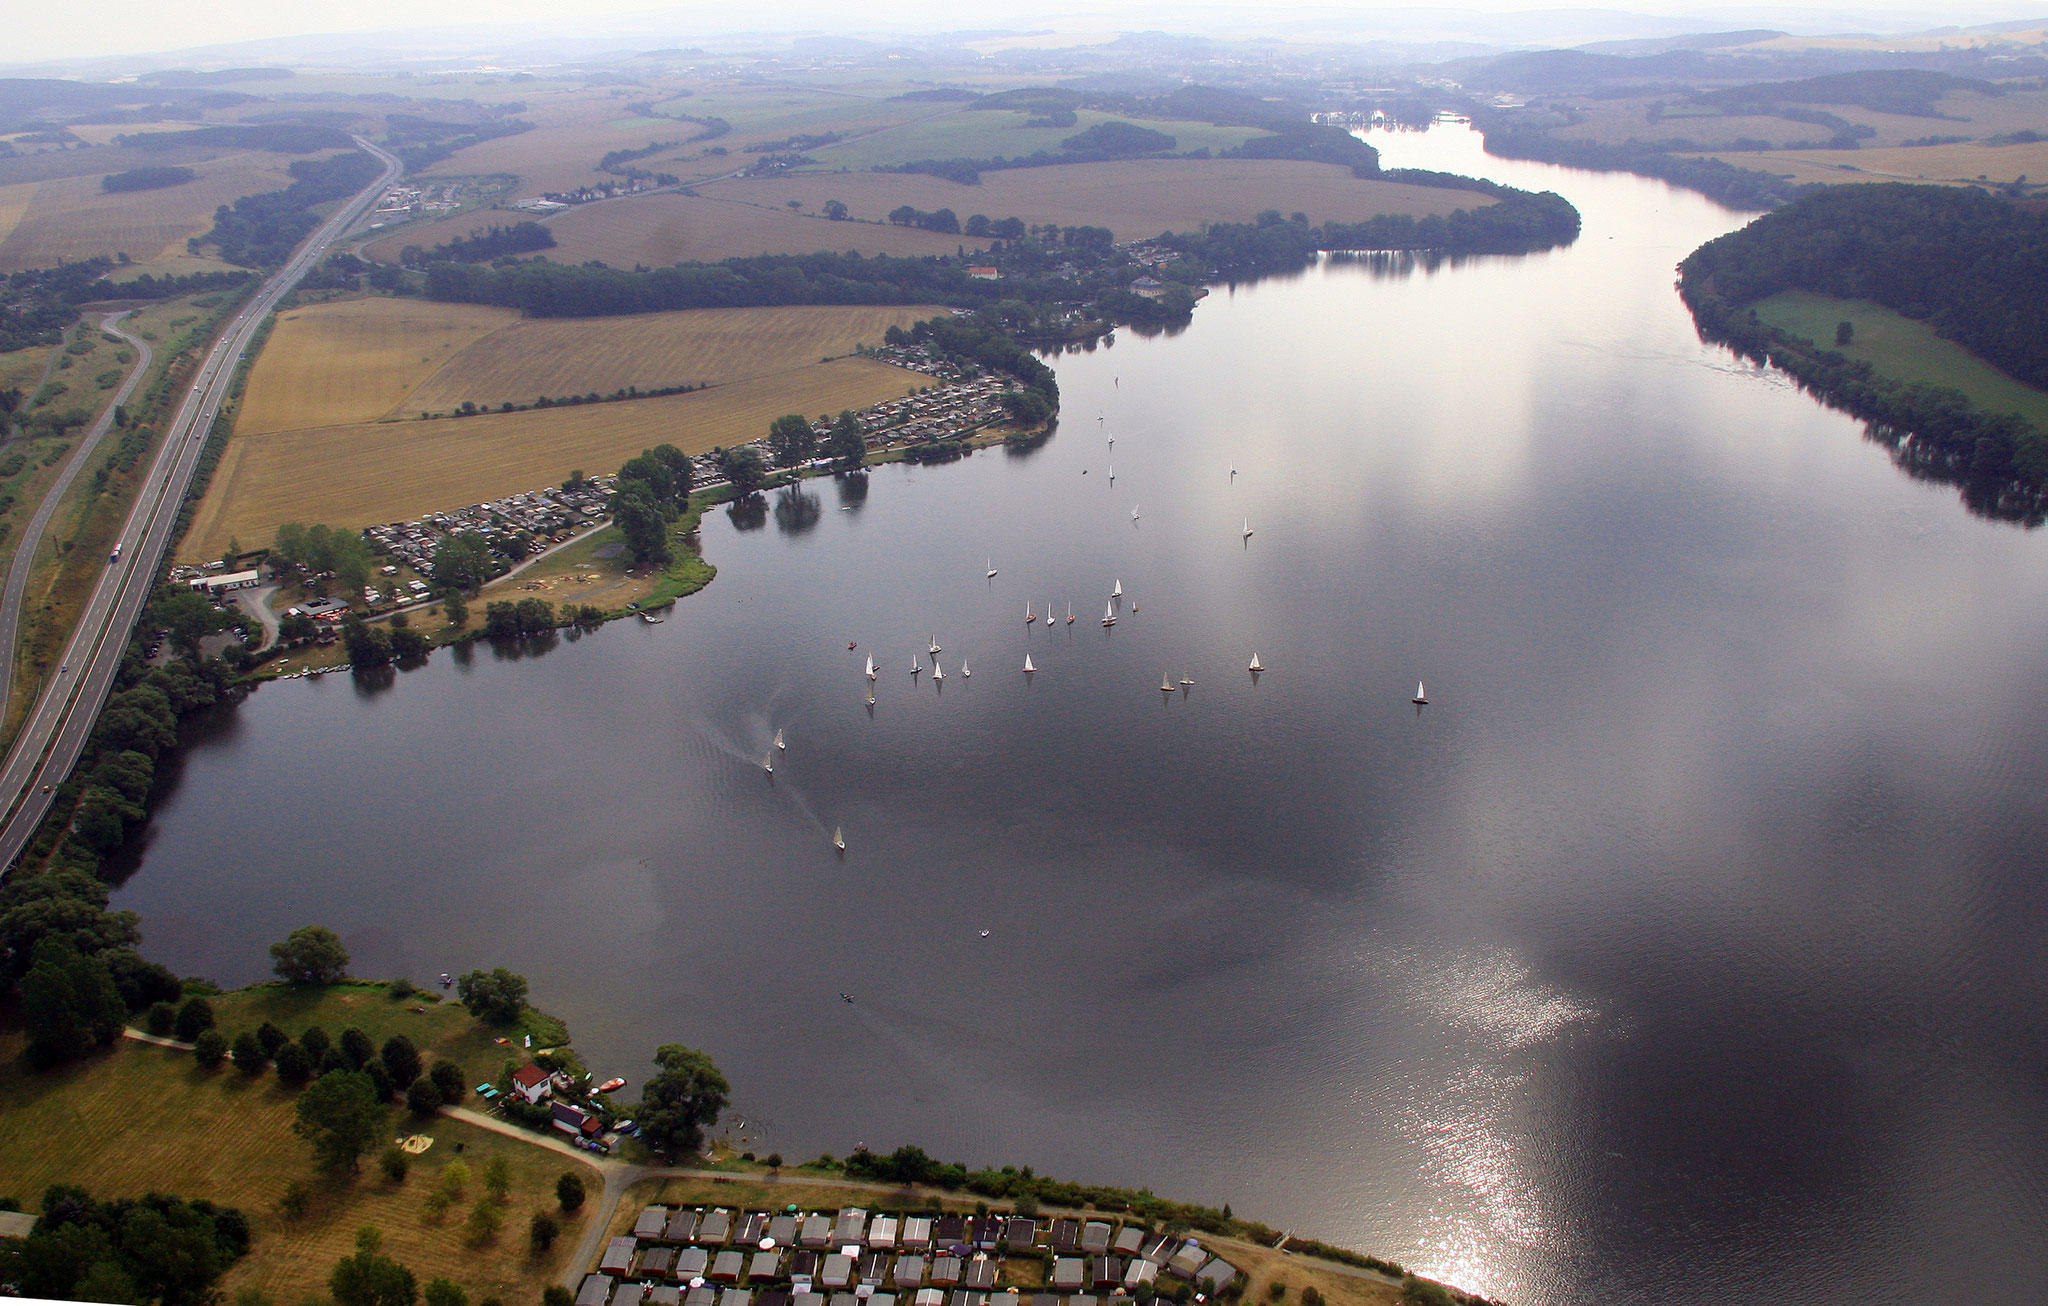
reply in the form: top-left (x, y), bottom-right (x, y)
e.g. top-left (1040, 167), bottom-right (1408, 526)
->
top-left (382, 1034), bottom-right (422, 1088)
top-left (483, 1153), bottom-right (512, 1200)
top-left (430, 1060), bottom-right (466, 1105)
top-left (555, 1171), bottom-right (585, 1212)
top-left (277, 1181), bottom-right (311, 1220)
top-left (299, 1025), bottom-right (331, 1061)
top-left (390, 976), bottom-right (416, 998)
top-left (144, 1001), bottom-right (176, 1035)
top-left (381, 1145), bottom-right (411, 1183)
top-left (231, 1030), bottom-right (268, 1074)
top-left (406, 1076), bottom-right (443, 1116)
top-left (274, 1041), bottom-right (314, 1084)
top-left (425, 1280), bottom-right (467, 1306)
top-left (256, 1022), bottom-right (290, 1057)
top-left (464, 1200), bottom-right (503, 1244)
top-left (192, 1029), bottom-right (227, 1067)
top-left (530, 1209), bottom-right (559, 1251)
top-left (543, 1289), bottom-right (573, 1306)
top-left (339, 1026), bottom-right (374, 1069)
top-left (174, 996), bottom-right (216, 1041)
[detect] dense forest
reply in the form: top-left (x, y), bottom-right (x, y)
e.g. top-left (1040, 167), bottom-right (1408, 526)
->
top-left (1681, 183), bottom-right (2048, 521)
top-left (0, 257), bottom-right (251, 352)
top-left (198, 150), bottom-right (385, 266)
top-left (398, 220), bottom-right (555, 267)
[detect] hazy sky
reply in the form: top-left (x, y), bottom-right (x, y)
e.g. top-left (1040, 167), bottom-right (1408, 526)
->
top-left (9, 0), bottom-right (2046, 66)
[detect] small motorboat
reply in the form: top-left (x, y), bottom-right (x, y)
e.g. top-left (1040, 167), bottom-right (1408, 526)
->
top-left (596, 1077), bottom-right (626, 1094)
top-left (848, 641), bottom-right (857, 650)
top-left (979, 929), bottom-right (991, 938)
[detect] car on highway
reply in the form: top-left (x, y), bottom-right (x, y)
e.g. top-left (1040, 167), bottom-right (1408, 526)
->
top-left (108, 548), bottom-right (120, 563)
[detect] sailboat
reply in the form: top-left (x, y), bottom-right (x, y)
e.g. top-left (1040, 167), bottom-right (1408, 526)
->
top-left (1413, 681), bottom-right (1428, 705)
top-left (1066, 602), bottom-right (1074, 625)
top-left (1243, 520), bottom-right (1254, 539)
top-left (928, 634), bottom-right (941, 655)
top-left (774, 728), bottom-right (786, 752)
top-left (986, 557), bottom-right (998, 578)
top-left (1230, 465), bottom-right (1236, 479)
top-left (833, 827), bottom-right (846, 852)
top-left (1112, 579), bottom-right (1123, 598)
top-left (1179, 676), bottom-right (1194, 687)
top-left (1101, 601), bottom-right (1116, 627)
top-left (763, 751), bottom-right (775, 775)
top-left (1132, 505), bottom-right (1140, 521)
top-left (911, 655), bottom-right (922, 675)
top-left (865, 654), bottom-right (877, 681)
top-left (1025, 603), bottom-right (1035, 624)
top-left (961, 657), bottom-right (971, 678)
top-left (1160, 672), bottom-right (1175, 693)
top-left (1249, 653), bottom-right (1263, 672)
top-left (932, 661), bottom-right (945, 681)
top-left (1023, 654), bottom-right (1036, 673)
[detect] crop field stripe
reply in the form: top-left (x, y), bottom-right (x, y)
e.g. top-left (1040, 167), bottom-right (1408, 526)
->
top-left (406, 302), bottom-right (943, 412)
top-left (183, 356), bottom-right (924, 558)
top-left (0, 180), bottom-right (36, 248)
top-left (236, 298), bottom-right (520, 434)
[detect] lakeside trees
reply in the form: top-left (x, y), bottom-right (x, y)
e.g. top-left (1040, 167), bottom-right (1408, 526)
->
top-left (632, 1043), bottom-right (731, 1158)
top-left (294, 1069), bottom-right (387, 1172)
top-left (612, 442), bottom-right (696, 567)
top-left (456, 966), bottom-right (529, 1023)
top-left (766, 414), bottom-right (818, 466)
top-left (0, 1186), bottom-right (250, 1305)
top-left (270, 924), bottom-right (350, 986)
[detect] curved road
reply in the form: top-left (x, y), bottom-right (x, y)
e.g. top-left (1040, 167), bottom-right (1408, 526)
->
top-left (0, 311), bottom-right (154, 724)
top-left (0, 136), bottom-right (402, 868)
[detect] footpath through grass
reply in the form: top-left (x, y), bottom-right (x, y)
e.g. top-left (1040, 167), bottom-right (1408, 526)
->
top-left (0, 990), bottom-right (600, 1306)
top-left (1754, 289), bottom-right (2048, 431)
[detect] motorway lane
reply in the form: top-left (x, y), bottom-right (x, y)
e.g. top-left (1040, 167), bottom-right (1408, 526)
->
top-left (0, 137), bottom-right (402, 867)
top-left (0, 311), bottom-right (154, 726)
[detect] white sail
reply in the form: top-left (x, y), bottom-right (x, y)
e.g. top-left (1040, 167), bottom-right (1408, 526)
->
top-left (1025, 602), bottom-right (1034, 623)
top-left (1415, 681), bottom-right (1427, 702)
top-left (1161, 672), bottom-right (1173, 691)
top-left (933, 662), bottom-right (944, 680)
top-left (865, 655), bottom-right (876, 679)
top-left (1102, 601), bottom-right (1116, 626)
top-left (929, 634), bottom-right (941, 655)
top-left (986, 557), bottom-right (997, 578)
top-left (1250, 653), bottom-right (1263, 671)
top-left (1112, 579), bottom-right (1123, 598)
top-left (911, 655), bottom-right (921, 673)
top-left (961, 658), bottom-right (971, 678)
top-left (1066, 602), bottom-right (1074, 624)
top-left (1023, 654), bottom-right (1036, 673)
top-left (1132, 505), bottom-right (1140, 520)
top-left (1243, 520), bottom-right (1253, 538)
top-left (764, 752), bottom-right (774, 774)
top-left (774, 728), bottom-right (785, 751)
top-left (833, 827), bottom-right (846, 851)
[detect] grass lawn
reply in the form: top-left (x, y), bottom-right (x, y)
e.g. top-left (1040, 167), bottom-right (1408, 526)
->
top-left (1754, 289), bottom-right (2048, 431)
top-left (0, 1022), bottom-right (600, 1306)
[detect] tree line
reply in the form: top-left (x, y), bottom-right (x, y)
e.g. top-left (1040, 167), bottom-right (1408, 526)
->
top-left (397, 220), bottom-right (555, 268)
top-left (198, 150), bottom-right (385, 267)
top-left (0, 257), bottom-right (252, 353)
top-left (1679, 183), bottom-right (2048, 523)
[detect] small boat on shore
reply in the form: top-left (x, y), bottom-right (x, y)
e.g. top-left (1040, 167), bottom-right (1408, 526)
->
top-left (596, 1077), bottom-right (626, 1094)
top-left (640, 611), bottom-right (665, 623)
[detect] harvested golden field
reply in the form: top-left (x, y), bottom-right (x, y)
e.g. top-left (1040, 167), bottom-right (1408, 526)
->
top-left (0, 148), bottom-right (325, 271)
top-left (408, 303), bottom-right (942, 412)
top-left (704, 159), bottom-right (1491, 241)
top-left (0, 1029), bottom-right (594, 1306)
top-left (1689, 138), bottom-right (2048, 187)
top-left (184, 356), bottom-right (921, 557)
top-left (237, 298), bottom-right (519, 434)
top-left (418, 113), bottom-right (703, 195)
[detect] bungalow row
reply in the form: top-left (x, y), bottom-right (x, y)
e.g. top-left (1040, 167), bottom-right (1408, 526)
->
top-left (578, 1283), bottom-right (1206, 1306)
top-left (604, 1207), bottom-right (1236, 1298)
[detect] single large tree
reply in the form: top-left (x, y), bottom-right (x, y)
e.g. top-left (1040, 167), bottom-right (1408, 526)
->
top-left (711, 446), bottom-right (767, 497)
top-left (765, 414), bottom-right (818, 467)
top-left (294, 1070), bottom-right (386, 1172)
top-left (330, 1227), bottom-right (418, 1306)
top-left (270, 925), bottom-right (350, 986)
top-left (632, 1043), bottom-right (730, 1158)
top-left (825, 411), bottom-right (866, 469)
top-left (455, 967), bottom-right (528, 1024)
top-left (149, 588), bottom-right (230, 659)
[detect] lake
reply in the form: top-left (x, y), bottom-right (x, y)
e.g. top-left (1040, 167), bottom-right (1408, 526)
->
top-left (115, 121), bottom-right (2048, 1305)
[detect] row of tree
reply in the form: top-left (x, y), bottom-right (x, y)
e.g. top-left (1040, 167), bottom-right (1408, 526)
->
top-left (198, 151), bottom-right (386, 267)
top-left (397, 220), bottom-right (557, 268)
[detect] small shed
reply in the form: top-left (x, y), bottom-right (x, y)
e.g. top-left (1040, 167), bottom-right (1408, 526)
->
top-left (675, 1249), bottom-right (710, 1279)
top-left (1111, 1227), bottom-right (1143, 1256)
top-left (912, 1291), bottom-right (945, 1306)
top-left (642, 1248), bottom-right (677, 1278)
top-left (652, 1288), bottom-right (681, 1306)
top-left (802, 1214), bottom-right (833, 1248)
top-left (601, 1237), bottom-right (639, 1275)
top-left (722, 1290), bottom-right (753, 1306)
top-left (790, 1250), bottom-right (820, 1280)
top-left (946, 1293), bottom-right (986, 1306)
top-left (737, 1213), bottom-right (769, 1244)
top-left (637, 1207), bottom-right (673, 1239)
top-left (930, 1256), bottom-right (962, 1287)
top-left (834, 1209), bottom-right (867, 1244)
top-left (901, 1217), bottom-right (934, 1250)
top-left (1166, 1244), bottom-right (1208, 1280)
top-left (616, 1286), bottom-right (650, 1306)
top-left (768, 1215), bottom-right (799, 1246)
top-left (1050, 1258), bottom-right (1085, 1291)
top-left (1050, 1220), bottom-right (1080, 1253)
top-left (700, 1211), bottom-right (734, 1243)
top-left (578, 1276), bottom-right (615, 1306)
top-left (1124, 1259), bottom-right (1158, 1288)
top-left (820, 1255), bottom-right (854, 1289)
top-left (712, 1252), bottom-right (746, 1283)
top-left (667, 1210), bottom-right (701, 1242)
top-left (870, 1214), bottom-right (900, 1249)
top-left (968, 1215), bottom-right (1000, 1250)
top-left (1138, 1233), bottom-right (1176, 1265)
top-left (933, 1215), bottom-right (967, 1245)
top-left (895, 1255), bottom-right (928, 1288)
top-left (1089, 1257), bottom-right (1121, 1288)
top-left (858, 1251), bottom-right (886, 1284)
top-left (962, 1256), bottom-right (996, 1290)
top-left (1002, 1217), bottom-right (1037, 1251)
top-left (748, 1252), bottom-right (781, 1281)
top-left (1079, 1222), bottom-right (1111, 1254)
top-left (685, 1290), bottom-right (718, 1306)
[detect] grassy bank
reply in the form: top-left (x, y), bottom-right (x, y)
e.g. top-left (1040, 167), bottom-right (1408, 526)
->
top-left (0, 986), bottom-right (597, 1306)
top-left (1753, 289), bottom-right (2048, 432)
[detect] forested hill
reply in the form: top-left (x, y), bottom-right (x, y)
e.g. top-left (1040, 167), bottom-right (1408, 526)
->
top-left (1680, 183), bottom-right (2048, 521)
top-left (1682, 183), bottom-right (2048, 390)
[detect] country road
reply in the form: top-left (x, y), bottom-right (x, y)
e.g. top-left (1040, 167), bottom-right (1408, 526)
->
top-left (0, 136), bottom-right (402, 869)
top-left (0, 311), bottom-right (154, 734)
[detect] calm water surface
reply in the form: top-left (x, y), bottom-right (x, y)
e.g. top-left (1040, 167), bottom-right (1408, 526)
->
top-left (117, 123), bottom-right (2048, 1305)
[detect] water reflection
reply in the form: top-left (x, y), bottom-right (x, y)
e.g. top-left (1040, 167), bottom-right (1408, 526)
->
top-left (773, 486), bottom-right (823, 535)
top-left (727, 495), bottom-right (768, 532)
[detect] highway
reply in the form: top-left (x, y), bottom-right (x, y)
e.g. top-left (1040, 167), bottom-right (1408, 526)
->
top-left (0, 136), bottom-right (402, 870)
